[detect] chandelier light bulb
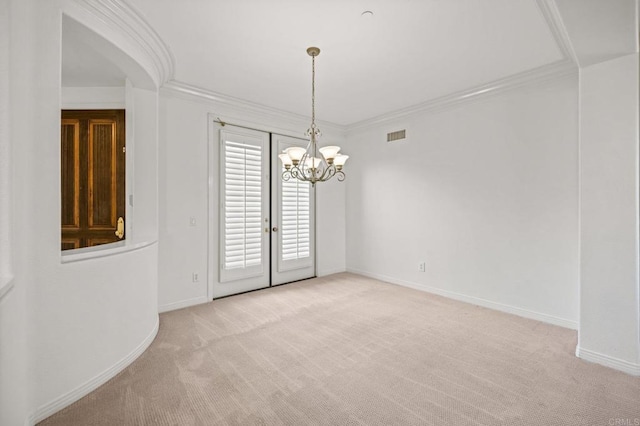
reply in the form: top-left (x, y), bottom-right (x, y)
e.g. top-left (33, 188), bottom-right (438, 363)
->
top-left (333, 154), bottom-right (349, 170)
top-left (278, 153), bottom-right (293, 169)
top-left (285, 147), bottom-right (306, 165)
top-left (319, 146), bottom-right (341, 164)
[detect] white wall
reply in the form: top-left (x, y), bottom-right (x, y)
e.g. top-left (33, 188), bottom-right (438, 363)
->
top-left (157, 90), bottom-right (346, 312)
top-left (0, 0), bottom-right (11, 294)
top-left (578, 53), bottom-right (640, 373)
top-left (157, 95), bottom-right (209, 310)
top-left (0, 2), bottom-right (29, 424)
top-left (0, 1), bottom-right (163, 423)
top-left (346, 75), bottom-right (580, 328)
top-left (0, 287), bottom-right (28, 426)
top-left (61, 86), bottom-right (125, 109)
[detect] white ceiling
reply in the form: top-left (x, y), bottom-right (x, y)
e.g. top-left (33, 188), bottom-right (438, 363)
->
top-left (62, 17), bottom-right (127, 87)
top-left (61, 0), bottom-right (638, 126)
top-left (127, 0), bottom-right (565, 125)
top-left (554, 0), bottom-right (638, 67)
top-left (62, 15), bottom-right (157, 89)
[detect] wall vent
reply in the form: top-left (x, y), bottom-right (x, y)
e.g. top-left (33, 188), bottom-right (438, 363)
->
top-left (387, 129), bottom-right (406, 142)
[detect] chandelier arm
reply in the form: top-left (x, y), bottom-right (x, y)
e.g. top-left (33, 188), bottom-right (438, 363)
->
top-left (290, 166), bottom-right (309, 182)
top-left (316, 164), bottom-right (336, 182)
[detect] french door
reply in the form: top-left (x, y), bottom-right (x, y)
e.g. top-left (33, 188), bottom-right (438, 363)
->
top-left (271, 134), bottom-right (315, 285)
top-left (216, 126), bottom-right (314, 298)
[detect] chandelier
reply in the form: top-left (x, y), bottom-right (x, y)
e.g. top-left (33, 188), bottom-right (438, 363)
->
top-left (279, 47), bottom-right (348, 186)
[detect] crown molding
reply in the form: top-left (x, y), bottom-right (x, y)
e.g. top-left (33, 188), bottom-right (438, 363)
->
top-left (345, 1), bottom-right (579, 132)
top-left (535, 0), bottom-right (579, 65)
top-left (158, 0), bottom-right (578, 134)
top-left (164, 60), bottom-right (577, 138)
top-left (72, 0), bottom-right (175, 86)
top-left (346, 60), bottom-right (577, 133)
top-left (161, 80), bottom-right (348, 137)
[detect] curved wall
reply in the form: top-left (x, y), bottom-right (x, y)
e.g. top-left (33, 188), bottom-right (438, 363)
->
top-left (3, 0), bottom-right (167, 422)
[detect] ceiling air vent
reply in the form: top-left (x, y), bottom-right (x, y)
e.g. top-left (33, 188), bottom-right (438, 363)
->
top-left (387, 129), bottom-right (406, 142)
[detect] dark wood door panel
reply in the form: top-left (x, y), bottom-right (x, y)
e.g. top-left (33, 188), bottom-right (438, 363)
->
top-left (61, 119), bottom-right (80, 230)
top-left (61, 110), bottom-right (125, 251)
top-left (61, 239), bottom-right (80, 251)
top-left (88, 120), bottom-right (117, 230)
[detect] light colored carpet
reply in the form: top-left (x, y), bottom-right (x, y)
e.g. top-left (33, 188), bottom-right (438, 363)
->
top-left (40, 273), bottom-right (640, 425)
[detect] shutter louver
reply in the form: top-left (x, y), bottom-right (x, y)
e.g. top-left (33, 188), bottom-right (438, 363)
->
top-left (224, 140), bottom-right (263, 270)
top-left (281, 171), bottom-right (310, 261)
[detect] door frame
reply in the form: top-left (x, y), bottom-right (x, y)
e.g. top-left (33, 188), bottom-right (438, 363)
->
top-left (207, 113), bottom-right (317, 301)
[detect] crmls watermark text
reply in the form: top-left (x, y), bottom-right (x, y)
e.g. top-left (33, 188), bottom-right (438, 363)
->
top-left (609, 419), bottom-right (640, 426)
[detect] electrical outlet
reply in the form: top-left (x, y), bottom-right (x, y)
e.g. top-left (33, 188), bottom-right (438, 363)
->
top-left (419, 262), bottom-right (426, 272)
top-left (189, 217), bottom-right (197, 226)
top-left (192, 272), bottom-right (199, 282)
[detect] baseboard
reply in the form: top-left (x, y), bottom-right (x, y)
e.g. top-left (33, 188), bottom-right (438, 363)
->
top-left (0, 273), bottom-right (14, 301)
top-left (576, 346), bottom-right (640, 376)
top-left (348, 268), bottom-right (579, 330)
top-left (30, 316), bottom-right (160, 424)
top-left (317, 268), bottom-right (347, 277)
top-left (158, 295), bottom-right (209, 313)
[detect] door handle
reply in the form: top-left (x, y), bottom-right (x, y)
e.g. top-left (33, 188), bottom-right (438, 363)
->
top-left (272, 226), bottom-right (278, 232)
top-left (115, 217), bottom-right (125, 239)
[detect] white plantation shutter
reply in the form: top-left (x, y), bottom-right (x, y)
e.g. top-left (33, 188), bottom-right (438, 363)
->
top-left (281, 175), bottom-right (310, 261)
top-left (224, 141), bottom-right (262, 268)
top-left (220, 130), bottom-right (268, 283)
top-left (272, 134), bottom-right (314, 280)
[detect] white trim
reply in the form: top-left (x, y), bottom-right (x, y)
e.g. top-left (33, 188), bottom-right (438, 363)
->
top-left (31, 315), bottom-right (160, 424)
top-left (61, 240), bottom-right (157, 263)
top-left (207, 115), bottom-right (217, 302)
top-left (0, 0), bottom-right (11, 304)
top-left (635, 0), bottom-right (639, 54)
top-left (346, 61), bottom-right (577, 133)
top-left (164, 63), bottom-right (578, 136)
top-left (158, 296), bottom-right (209, 313)
top-left (576, 66), bottom-right (583, 353)
top-left (347, 268), bottom-right (579, 330)
top-left (535, 0), bottom-right (579, 65)
top-left (71, 0), bottom-right (174, 86)
top-left (163, 81), bottom-right (347, 138)
top-left (61, 86), bottom-right (126, 109)
top-left (317, 268), bottom-right (346, 277)
top-left (576, 346), bottom-right (640, 376)
top-left (25, 413), bottom-right (36, 426)
top-left (0, 274), bottom-right (14, 301)
top-left (60, 101), bottom-right (125, 109)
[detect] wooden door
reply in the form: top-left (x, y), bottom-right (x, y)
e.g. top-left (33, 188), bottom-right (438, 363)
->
top-left (61, 110), bottom-right (125, 250)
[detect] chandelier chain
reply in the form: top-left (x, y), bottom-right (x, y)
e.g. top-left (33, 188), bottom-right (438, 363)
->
top-left (311, 53), bottom-right (316, 128)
